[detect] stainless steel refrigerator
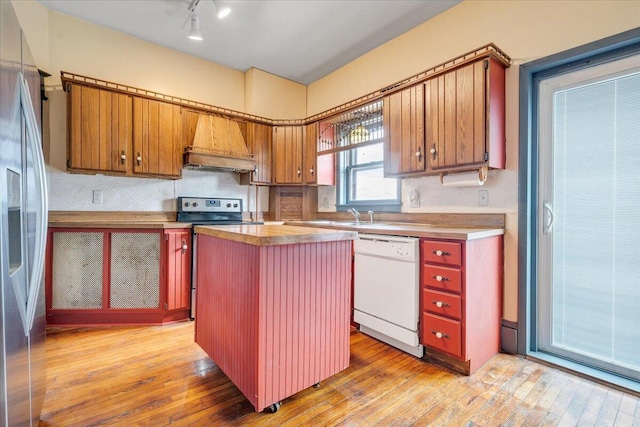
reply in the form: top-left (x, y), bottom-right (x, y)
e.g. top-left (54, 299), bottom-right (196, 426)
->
top-left (1, 1), bottom-right (49, 426)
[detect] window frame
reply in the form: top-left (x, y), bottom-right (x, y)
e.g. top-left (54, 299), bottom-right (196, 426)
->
top-left (335, 143), bottom-right (401, 213)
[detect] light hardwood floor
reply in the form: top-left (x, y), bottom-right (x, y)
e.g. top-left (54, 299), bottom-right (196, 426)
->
top-left (39, 321), bottom-right (640, 426)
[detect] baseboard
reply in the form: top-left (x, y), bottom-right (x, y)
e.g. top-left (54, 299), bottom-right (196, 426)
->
top-left (501, 319), bottom-right (518, 354)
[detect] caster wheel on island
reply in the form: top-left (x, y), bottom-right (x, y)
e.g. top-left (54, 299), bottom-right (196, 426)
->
top-left (312, 382), bottom-right (320, 388)
top-left (267, 402), bottom-right (281, 413)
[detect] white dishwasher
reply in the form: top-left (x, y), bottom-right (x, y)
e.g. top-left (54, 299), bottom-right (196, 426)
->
top-left (353, 233), bottom-right (423, 358)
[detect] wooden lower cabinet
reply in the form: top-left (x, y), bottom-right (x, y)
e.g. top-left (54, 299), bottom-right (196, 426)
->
top-left (45, 227), bottom-right (191, 326)
top-left (420, 236), bottom-right (502, 375)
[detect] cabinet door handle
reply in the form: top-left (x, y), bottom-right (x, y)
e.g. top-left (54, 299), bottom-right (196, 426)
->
top-left (432, 275), bottom-right (450, 282)
top-left (432, 300), bottom-right (451, 308)
top-left (136, 152), bottom-right (142, 166)
top-left (297, 167), bottom-right (301, 176)
top-left (415, 147), bottom-right (422, 162)
top-left (310, 167), bottom-right (314, 175)
top-left (120, 150), bottom-right (126, 165)
top-left (429, 144), bottom-right (437, 158)
top-left (432, 250), bottom-right (451, 257)
top-left (431, 330), bottom-right (449, 339)
top-left (181, 240), bottom-right (188, 254)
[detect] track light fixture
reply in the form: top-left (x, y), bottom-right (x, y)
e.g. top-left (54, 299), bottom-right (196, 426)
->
top-left (184, 0), bottom-right (231, 41)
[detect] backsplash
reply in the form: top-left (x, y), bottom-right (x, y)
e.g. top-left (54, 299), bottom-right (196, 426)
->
top-left (46, 166), bottom-right (268, 213)
top-left (317, 169), bottom-right (518, 214)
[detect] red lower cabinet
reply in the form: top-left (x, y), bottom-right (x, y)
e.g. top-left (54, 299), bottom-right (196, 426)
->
top-left (45, 227), bottom-right (191, 326)
top-left (420, 236), bottom-right (502, 375)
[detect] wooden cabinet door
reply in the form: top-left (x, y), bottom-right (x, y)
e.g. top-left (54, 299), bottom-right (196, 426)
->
top-left (132, 98), bottom-right (182, 178)
top-left (68, 84), bottom-right (131, 173)
top-left (164, 229), bottom-right (191, 312)
top-left (425, 59), bottom-right (503, 172)
top-left (272, 126), bottom-right (304, 184)
top-left (304, 122), bottom-right (336, 186)
top-left (246, 122), bottom-right (272, 184)
top-left (383, 84), bottom-right (426, 176)
top-left (303, 122), bottom-right (318, 184)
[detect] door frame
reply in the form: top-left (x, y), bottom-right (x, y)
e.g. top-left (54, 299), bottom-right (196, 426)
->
top-left (517, 27), bottom-right (640, 389)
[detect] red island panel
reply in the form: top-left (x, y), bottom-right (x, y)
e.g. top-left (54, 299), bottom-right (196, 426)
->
top-left (195, 235), bottom-right (352, 412)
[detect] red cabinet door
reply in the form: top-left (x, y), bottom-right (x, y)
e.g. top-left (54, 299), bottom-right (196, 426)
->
top-left (165, 229), bottom-right (191, 311)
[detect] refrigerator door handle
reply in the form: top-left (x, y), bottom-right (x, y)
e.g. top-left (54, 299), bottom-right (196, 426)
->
top-left (19, 72), bottom-right (48, 335)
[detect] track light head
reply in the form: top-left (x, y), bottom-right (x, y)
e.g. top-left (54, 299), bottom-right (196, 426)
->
top-left (188, 14), bottom-right (203, 41)
top-left (213, 0), bottom-right (231, 19)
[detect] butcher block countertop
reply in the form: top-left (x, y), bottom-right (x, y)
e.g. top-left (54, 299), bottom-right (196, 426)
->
top-left (283, 220), bottom-right (504, 241)
top-left (195, 224), bottom-right (358, 246)
top-left (48, 211), bottom-right (191, 229)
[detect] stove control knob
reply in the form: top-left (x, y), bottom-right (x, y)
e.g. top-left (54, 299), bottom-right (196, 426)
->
top-left (233, 203), bottom-right (238, 208)
top-left (193, 202), bottom-right (198, 207)
top-left (226, 203), bottom-right (231, 208)
top-left (184, 202), bottom-right (190, 207)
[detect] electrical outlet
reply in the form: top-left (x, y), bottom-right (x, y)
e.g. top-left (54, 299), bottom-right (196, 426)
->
top-left (92, 190), bottom-right (103, 204)
top-left (322, 197), bottom-right (330, 208)
top-left (478, 190), bottom-right (488, 206)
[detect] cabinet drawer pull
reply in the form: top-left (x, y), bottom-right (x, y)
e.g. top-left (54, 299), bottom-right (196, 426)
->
top-left (432, 275), bottom-right (450, 282)
top-left (431, 330), bottom-right (449, 339)
top-left (432, 250), bottom-right (452, 257)
top-left (432, 300), bottom-right (451, 308)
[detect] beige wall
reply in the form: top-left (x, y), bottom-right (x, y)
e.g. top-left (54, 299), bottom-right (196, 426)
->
top-left (313, 0), bottom-right (639, 323)
top-left (245, 67), bottom-right (307, 119)
top-left (308, 1), bottom-right (640, 115)
top-left (46, 10), bottom-right (246, 111)
top-left (11, 0), bottom-right (49, 72)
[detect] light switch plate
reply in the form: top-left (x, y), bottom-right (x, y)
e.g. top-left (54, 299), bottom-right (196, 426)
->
top-left (478, 190), bottom-right (488, 206)
top-left (93, 190), bottom-right (103, 204)
top-left (409, 189), bottom-right (420, 208)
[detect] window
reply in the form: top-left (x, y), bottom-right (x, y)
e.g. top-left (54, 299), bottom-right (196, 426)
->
top-left (318, 100), bottom-right (400, 212)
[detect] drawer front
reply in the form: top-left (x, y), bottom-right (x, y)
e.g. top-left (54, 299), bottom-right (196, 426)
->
top-left (422, 313), bottom-right (463, 359)
top-left (423, 289), bottom-right (462, 320)
top-left (422, 265), bottom-right (462, 293)
top-left (421, 240), bottom-right (462, 266)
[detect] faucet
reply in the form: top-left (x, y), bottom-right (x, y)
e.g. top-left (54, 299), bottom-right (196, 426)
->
top-left (368, 210), bottom-right (374, 224)
top-left (347, 208), bottom-right (360, 223)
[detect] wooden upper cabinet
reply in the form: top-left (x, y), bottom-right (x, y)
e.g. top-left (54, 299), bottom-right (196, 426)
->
top-left (132, 98), bottom-right (183, 178)
top-left (304, 122), bottom-right (335, 185)
top-left (67, 83), bottom-right (131, 174)
top-left (243, 122), bottom-right (273, 185)
top-left (425, 57), bottom-right (506, 173)
top-left (383, 84), bottom-right (426, 176)
top-left (67, 82), bottom-right (183, 179)
top-left (272, 125), bottom-right (304, 184)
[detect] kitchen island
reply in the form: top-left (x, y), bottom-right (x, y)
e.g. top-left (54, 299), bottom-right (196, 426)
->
top-left (193, 224), bottom-right (357, 413)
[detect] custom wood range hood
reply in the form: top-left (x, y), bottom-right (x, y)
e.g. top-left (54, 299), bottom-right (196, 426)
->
top-left (183, 113), bottom-right (256, 173)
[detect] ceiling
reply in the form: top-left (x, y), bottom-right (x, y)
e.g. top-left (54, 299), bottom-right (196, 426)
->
top-left (38, 0), bottom-right (461, 85)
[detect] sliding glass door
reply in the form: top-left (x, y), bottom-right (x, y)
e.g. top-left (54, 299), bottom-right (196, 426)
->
top-left (537, 53), bottom-right (640, 381)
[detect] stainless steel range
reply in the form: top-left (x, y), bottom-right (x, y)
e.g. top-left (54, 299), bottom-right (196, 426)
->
top-left (177, 197), bottom-right (262, 319)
